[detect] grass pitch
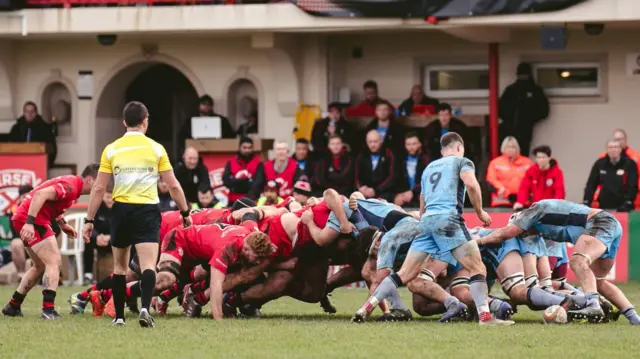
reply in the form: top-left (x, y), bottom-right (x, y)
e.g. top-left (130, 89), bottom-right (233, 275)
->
top-left (1, 284), bottom-right (639, 359)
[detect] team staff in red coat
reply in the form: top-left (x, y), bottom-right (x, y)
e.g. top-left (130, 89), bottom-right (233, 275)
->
top-left (355, 130), bottom-right (398, 202)
top-left (264, 141), bottom-right (301, 199)
top-left (514, 145), bottom-right (565, 210)
top-left (222, 137), bottom-right (265, 205)
top-left (312, 135), bottom-right (354, 196)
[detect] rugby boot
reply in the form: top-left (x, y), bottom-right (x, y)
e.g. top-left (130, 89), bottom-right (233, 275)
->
top-left (153, 297), bottom-right (169, 317)
top-left (69, 293), bottom-right (88, 314)
top-left (438, 301), bottom-right (469, 323)
top-left (494, 301), bottom-right (514, 321)
top-left (181, 284), bottom-right (195, 313)
top-left (184, 297), bottom-right (203, 319)
top-left (568, 299), bottom-right (604, 322)
top-left (351, 308), bottom-right (369, 323)
top-left (112, 318), bottom-right (126, 326)
top-left (89, 290), bottom-right (106, 317)
top-left (319, 294), bottom-right (337, 314)
top-left (41, 309), bottom-right (61, 320)
top-left (2, 303), bottom-right (24, 317)
top-left (478, 312), bottom-right (515, 326)
top-left (138, 308), bottom-right (155, 328)
top-left (376, 309), bottom-right (411, 322)
top-left (239, 304), bottom-right (262, 318)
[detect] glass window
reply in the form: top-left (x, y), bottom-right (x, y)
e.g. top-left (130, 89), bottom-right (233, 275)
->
top-left (533, 63), bottom-right (600, 96)
top-left (424, 64), bottom-right (489, 99)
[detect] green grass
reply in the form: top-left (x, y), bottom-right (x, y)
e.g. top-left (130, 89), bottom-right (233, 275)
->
top-left (1, 284), bottom-right (640, 359)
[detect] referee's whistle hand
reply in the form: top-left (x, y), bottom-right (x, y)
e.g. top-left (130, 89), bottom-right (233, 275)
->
top-left (82, 223), bottom-right (94, 243)
top-left (182, 215), bottom-right (193, 228)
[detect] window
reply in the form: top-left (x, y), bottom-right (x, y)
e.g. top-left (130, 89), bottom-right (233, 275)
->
top-left (533, 62), bottom-right (601, 97)
top-left (424, 64), bottom-right (489, 99)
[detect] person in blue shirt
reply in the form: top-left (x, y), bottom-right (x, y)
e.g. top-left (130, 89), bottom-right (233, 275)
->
top-left (353, 132), bottom-right (511, 325)
top-left (478, 199), bottom-right (640, 325)
top-left (394, 132), bottom-right (430, 207)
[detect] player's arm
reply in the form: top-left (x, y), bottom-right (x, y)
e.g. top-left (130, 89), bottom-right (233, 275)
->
top-left (26, 187), bottom-right (58, 220)
top-left (323, 189), bottom-right (351, 232)
top-left (303, 213), bottom-right (340, 247)
top-left (223, 259), bottom-right (271, 290)
top-left (159, 170), bottom-right (189, 213)
top-left (419, 194), bottom-right (425, 217)
top-left (209, 267), bottom-right (226, 321)
top-left (477, 224), bottom-right (523, 246)
top-left (460, 170), bottom-right (483, 215)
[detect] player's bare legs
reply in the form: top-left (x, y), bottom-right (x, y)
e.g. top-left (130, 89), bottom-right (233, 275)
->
top-left (3, 245), bottom-right (45, 317)
top-left (569, 235), bottom-right (607, 316)
top-left (10, 239), bottom-right (27, 277)
top-left (536, 256), bottom-right (554, 292)
top-left (591, 258), bottom-right (640, 324)
top-left (134, 242), bottom-right (159, 318)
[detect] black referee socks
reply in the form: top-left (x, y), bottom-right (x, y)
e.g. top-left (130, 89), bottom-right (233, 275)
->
top-left (141, 270), bottom-right (156, 311)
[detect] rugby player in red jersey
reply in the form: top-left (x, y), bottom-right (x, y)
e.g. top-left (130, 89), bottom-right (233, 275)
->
top-left (2, 164), bottom-right (100, 319)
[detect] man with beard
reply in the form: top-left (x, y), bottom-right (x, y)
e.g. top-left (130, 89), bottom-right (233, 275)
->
top-left (222, 137), bottom-right (265, 206)
top-left (178, 95), bottom-right (234, 155)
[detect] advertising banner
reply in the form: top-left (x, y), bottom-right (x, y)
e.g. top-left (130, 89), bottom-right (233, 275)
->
top-left (0, 154), bottom-right (47, 215)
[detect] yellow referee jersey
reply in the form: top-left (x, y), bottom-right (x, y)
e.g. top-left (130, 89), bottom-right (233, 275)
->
top-left (99, 131), bottom-right (172, 204)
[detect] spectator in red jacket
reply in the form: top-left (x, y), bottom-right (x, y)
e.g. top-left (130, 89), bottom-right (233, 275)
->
top-left (514, 145), bottom-right (565, 210)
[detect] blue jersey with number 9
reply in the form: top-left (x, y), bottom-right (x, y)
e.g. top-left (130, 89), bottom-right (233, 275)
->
top-left (420, 155), bottom-right (475, 215)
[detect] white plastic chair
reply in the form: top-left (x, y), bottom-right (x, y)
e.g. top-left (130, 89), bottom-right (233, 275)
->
top-left (59, 212), bottom-right (86, 286)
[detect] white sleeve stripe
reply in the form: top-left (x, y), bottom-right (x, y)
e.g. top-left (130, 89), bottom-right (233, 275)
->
top-left (56, 183), bottom-right (67, 197)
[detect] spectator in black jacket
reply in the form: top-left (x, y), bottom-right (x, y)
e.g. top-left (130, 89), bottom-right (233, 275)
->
top-left (293, 139), bottom-right (313, 182)
top-left (364, 102), bottom-right (406, 158)
top-left (584, 139), bottom-right (639, 211)
top-left (395, 132), bottom-right (430, 207)
top-left (311, 103), bottom-right (355, 155)
top-left (157, 180), bottom-right (177, 212)
top-left (178, 95), bottom-right (235, 155)
top-left (174, 147), bottom-right (211, 204)
top-left (236, 111), bottom-right (258, 137)
top-left (499, 62), bottom-right (549, 156)
top-left (85, 191), bottom-right (114, 283)
top-left (222, 137), bottom-right (265, 204)
top-left (313, 135), bottom-right (354, 197)
top-left (9, 101), bottom-right (57, 167)
top-left (398, 85), bottom-right (440, 116)
top-left (423, 103), bottom-right (468, 160)
top-left (355, 130), bottom-right (398, 202)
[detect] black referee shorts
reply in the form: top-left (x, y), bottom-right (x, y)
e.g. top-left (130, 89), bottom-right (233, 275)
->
top-left (110, 202), bottom-right (160, 249)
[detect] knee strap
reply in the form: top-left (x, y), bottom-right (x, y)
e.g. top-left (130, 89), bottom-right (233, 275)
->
top-left (417, 268), bottom-right (436, 282)
top-left (500, 272), bottom-right (524, 295)
top-left (572, 252), bottom-right (592, 266)
top-left (158, 261), bottom-right (181, 277)
top-left (525, 274), bottom-right (538, 288)
top-left (450, 276), bottom-right (470, 289)
top-left (595, 276), bottom-right (608, 281)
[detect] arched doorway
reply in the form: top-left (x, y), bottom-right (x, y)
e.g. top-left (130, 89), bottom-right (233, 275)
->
top-left (95, 62), bottom-right (199, 160)
top-left (227, 79), bottom-right (258, 132)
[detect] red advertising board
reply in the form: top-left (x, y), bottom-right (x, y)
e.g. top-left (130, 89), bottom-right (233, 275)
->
top-left (462, 212), bottom-right (629, 283)
top-left (0, 154), bottom-right (47, 214)
top-left (199, 152), bottom-right (232, 201)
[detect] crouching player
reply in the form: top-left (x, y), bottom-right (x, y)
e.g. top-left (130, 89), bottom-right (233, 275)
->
top-left (478, 199), bottom-right (640, 324)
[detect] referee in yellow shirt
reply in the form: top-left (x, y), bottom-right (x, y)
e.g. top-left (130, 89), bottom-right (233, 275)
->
top-left (82, 101), bottom-right (192, 327)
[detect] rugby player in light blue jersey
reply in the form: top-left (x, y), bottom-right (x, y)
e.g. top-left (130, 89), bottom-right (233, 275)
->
top-left (478, 199), bottom-right (640, 324)
top-left (352, 132), bottom-right (513, 326)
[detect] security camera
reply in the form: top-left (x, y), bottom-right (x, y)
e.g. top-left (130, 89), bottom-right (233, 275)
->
top-left (97, 34), bottom-right (118, 46)
top-left (584, 23), bottom-right (604, 36)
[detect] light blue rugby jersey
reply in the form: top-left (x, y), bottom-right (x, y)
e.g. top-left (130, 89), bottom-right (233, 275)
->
top-left (421, 155), bottom-right (475, 216)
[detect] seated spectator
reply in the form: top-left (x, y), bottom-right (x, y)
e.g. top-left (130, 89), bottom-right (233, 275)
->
top-left (514, 145), bottom-right (565, 210)
top-left (174, 146), bottom-right (211, 205)
top-left (486, 136), bottom-right (533, 207)
top-left (191, 185), bottom-right (219, 210)
top-left (236, 111), bottom-right (258, 137)
top-left (292, 181), bottom-right (312, 206)
top-left (7, 184), bottom-right (33, 279)
top-left (584, 139), bottom-right (638, 211)
top-left (178, 94), bottom-right (234, 155)
top-left (222, 137), bottom-right (265, 206)
top-left (311, 103), bottom-right (355, 155)
top-left (423, 103), bottom-right (468, 160)
top-left (264, 141), bottom-right (301, 199)
top-left (313, 135), bottom-right (354, 197)
top-left (398, 84), bottom-right (440, 116)
top-left (364, 102), bottom-right (406, 157)
top-left (157, 180), bottom-right (177, 212)
top-left (9, 101), bottom-right (57, 167)
top-left (292, 138), bottom-right (313, 182)
top-left (355, 130), bottom-right (398, 202)
top-left (257, 180), bottom-right (284, 206)
top-left (356, 80), bottom-right (391, 112)
top-left (85, 191), bottom-right (114, 283)
top-left (394, 132), bottom-right (430, 207)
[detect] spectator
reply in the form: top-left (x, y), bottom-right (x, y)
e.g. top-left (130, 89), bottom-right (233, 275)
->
top-left (9, 101), bottom-right (57, 167)
top-left (257, 180), bottom-right (284, 206)
top-left (359, 80), bottom-right (390, 109)
top-left (191, 185), bottom-right (219, 210)
top-left (584, 139), bottom-right (638, 211)
top-left (313, 135), bottom-right (354, 196)
top-left (398, 84), bottom-right (440, 116)
top-left (178, 94), bottom-right (234, 155)
top-left (311, 103), bottom-right (355, 155)
top-left (292, 181), bottom-right (312, 206)
top-left (499, 62), bottom-right (549, 156)
top-left (486, 136), bottom-right (533, 207)
top-left (264, 141), bottom-right (301, 199)
top-left (292, 139), bottom-right (313, 182)
top-left (394, 132), bottom-right (430, 207)
top-left (514, 145), bottom-right (565, 210)
top-left (364, 102), bottom-right (406, 157)
top-left (157, 179), bottom-right (177, 212)
top-left (235, 111), bottom-right (258, 137)
top-left (85, 191), bottom-right (114, 284)
top-left (355, 130), bottom-right (397, 202)
top-left (423, 103), bottom-right (468, 161)
top-left (174, 147), bottom-right (211, 204)
top-left (222, 137), bottom-right (265, 205)
top-left (601, 129), bottom-right (640, 208)
top-left (7, 184), bottom-right (33, 279)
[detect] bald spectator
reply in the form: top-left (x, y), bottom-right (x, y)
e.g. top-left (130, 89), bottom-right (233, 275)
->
top-left (398, 85), bottom-right (440, 116)
top-left (174, 147), bottom-right (211, 204)
top-left (585, 139), bottom-right (638, 211)
top-left (423, 103), bottom-right (468, 160)
top-left (355, 130), bottom-right (398, 201)
top-left (264, 141), bottom-right (301, 198)
top-left (311, 103), bottom-right (355, 155)
top-left (364, 102), bottom-right (406, 157)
